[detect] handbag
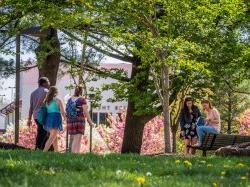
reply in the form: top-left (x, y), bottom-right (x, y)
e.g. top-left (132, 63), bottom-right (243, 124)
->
top-left (37, 104), bottom-right (47, 125)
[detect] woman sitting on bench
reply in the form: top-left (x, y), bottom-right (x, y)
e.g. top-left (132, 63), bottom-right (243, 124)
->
top-left (194, 99), bottom-right (221, 147)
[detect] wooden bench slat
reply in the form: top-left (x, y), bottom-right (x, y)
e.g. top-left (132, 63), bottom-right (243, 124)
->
top-left (191, 133), bottom-right (250, 156)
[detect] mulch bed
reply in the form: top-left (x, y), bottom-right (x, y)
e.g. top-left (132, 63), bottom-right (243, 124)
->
top-left (0, 142), bottom-right (28, 150)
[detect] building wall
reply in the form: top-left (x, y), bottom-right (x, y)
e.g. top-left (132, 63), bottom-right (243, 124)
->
top-left (21, 63), bottom-right (132, 124)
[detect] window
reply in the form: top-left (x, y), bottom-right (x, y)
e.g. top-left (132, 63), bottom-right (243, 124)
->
top-left (115, 106), bottom-right (118, 110)
top-left (107, 106), bottom-right (110, 110)
top-left (92, 112), bottom-right (98, 124)
top-left (101, 106), bottom-right (106, 110)
top-left (99, 113), bottom-right (106, 124)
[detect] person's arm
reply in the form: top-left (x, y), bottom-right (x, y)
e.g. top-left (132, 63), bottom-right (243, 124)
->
top-left (27, 94), bottom-right (33, 126)
top-left (209, 109), bottom-right (220, 124)
top-left (57, 99), bottom-right (66, 120)
top-left (82, 105), bottom-right (94, 126)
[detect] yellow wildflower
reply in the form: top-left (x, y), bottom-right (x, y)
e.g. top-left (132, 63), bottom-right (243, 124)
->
top-left (175, 160), bottom-right (181, 164)
top-left (136, 177), bottom-right (146, 185)
top-left (183, 160), bottom-right (192, 168)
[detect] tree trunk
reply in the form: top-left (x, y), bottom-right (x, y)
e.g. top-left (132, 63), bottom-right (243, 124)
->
top-left (227, 93), bottom-right (232, 134)
top-left (172, 129), bottom-right (177, 153)
top-left (121, 58), bottom-right (154, 154)
top-left (36, 28), bottom-right (60, 86)
top-left (121, 101), bottom-right (153, 153)
top-left (162, 65), bottom-right (172, 153)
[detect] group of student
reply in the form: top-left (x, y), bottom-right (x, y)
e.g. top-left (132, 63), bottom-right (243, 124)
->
top-left (179, 97), bottom-right (221, 155)
top-left (28, 77), bottom-right (220, 155)
top-left (27, 77), bottom-right (94, 153)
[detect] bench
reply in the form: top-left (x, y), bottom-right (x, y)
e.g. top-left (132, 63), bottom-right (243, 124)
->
top-left (190, 133), bottom-right (250, 156)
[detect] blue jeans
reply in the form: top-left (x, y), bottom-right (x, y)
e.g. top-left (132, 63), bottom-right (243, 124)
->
top-left (197, 126), bottom-right (218, 145)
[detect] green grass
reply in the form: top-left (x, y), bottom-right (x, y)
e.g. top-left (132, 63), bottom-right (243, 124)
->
top-left (0, 150), bottom-right (249, 187)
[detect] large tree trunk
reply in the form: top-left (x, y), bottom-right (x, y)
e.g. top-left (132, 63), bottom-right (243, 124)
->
top-left (121, 102), bottom-right (153, 153)
top-left (36, 28), bottom-right (60, 86)
top-left (121, 58), bottom-right (154, 154)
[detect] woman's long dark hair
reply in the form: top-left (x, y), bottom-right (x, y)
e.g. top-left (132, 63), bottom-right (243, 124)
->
top-left (44, 86), bottom-right (58, 104)
top-left (74, 86), bottom-right (83, 97)
top-left (183, 97), bottom-right (198, 119)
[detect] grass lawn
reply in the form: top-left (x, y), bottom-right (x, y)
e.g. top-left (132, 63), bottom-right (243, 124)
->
top-left (0, 150), bottom-right (249, 187)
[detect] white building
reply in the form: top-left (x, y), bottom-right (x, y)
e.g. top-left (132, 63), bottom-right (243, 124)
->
top-left (20, 62), bottom-right (132, 124)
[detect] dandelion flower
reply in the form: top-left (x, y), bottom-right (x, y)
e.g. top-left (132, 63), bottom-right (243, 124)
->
top-left (207, 164), bottom-right (213, 167)
top-left (136, 177), bottom-right (146, 185)
top-left (221, 171), bottom-right (226, 176)
top-left (146, 172), bottom-right (152, 177)
top-left (175, 160), bottom-right (181, 164)
top-left (183, 160), bottom-right (192, 168)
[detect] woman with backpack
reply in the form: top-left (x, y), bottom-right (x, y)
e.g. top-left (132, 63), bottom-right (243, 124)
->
top-left (43, 86), bottom-right (66, 152)
top-left (179, 97), bottom-right (201, 155)
top-left (66, 86), bottom-right (95, 153)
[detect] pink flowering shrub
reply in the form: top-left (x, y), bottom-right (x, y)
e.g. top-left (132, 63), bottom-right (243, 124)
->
top-left (0, 120), bottom-right (36, 149)
top-left (1, 113), bottom-right (166, 154)
top-left (96, 112), bottom-right (165, 155)
top-left (238, 109), bottom-right (250, 135)
top-left (0, 121), bottom-right (105, 153)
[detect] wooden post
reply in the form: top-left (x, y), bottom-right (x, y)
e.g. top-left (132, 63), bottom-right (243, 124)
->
top-left (15, 34), bottom-right (20, 145)
top-left (89, 101), bottom-right (93, 153)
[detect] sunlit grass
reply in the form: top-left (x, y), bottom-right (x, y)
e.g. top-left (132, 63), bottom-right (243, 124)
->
top-left (0, 150), bottom-right (249, 187)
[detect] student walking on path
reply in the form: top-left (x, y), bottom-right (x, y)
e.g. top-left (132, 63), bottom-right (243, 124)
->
top-left (43, 86), bottom-right (66, 152)
top-left (66, 86), bottom-right (95, 153)
top-left (27, 77), bottom-right (50, 150)
top-left (179, 97), bottom-right (201, 155)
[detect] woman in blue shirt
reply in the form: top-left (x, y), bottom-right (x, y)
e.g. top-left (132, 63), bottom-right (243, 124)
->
top-left (43, 86), bottom-right (66, 152)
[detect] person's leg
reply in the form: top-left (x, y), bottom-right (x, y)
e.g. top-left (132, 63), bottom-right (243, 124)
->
top-left (35, 120), bottom-right (43, 149)
top-left (52, 134), bottom-right (58, 152)
top-left (44, 129), bottom-right (57, 152)
top-left (184, 139), bottom-right (190, 155)
top-left (71, 135), bottom-right (77, 153)
top-left (197, 126), bottom-right (206, 145)
top-left (76, 134), bottom-right (82, 153)
top-left (190, 138), bottom-right (198, 155)
top-left (197, 126), bottom-right (218, 145)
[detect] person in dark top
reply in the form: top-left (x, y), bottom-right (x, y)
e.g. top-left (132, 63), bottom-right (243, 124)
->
top-left (27, 77), bottom-right (50, 150)
top-left (179, 97), bottom-right (201, 155)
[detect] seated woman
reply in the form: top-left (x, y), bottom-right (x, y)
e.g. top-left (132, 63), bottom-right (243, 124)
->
top-left (195, 99), bottom-right (221, 146)
top-left (179, 97), bottom-right (201, 155)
